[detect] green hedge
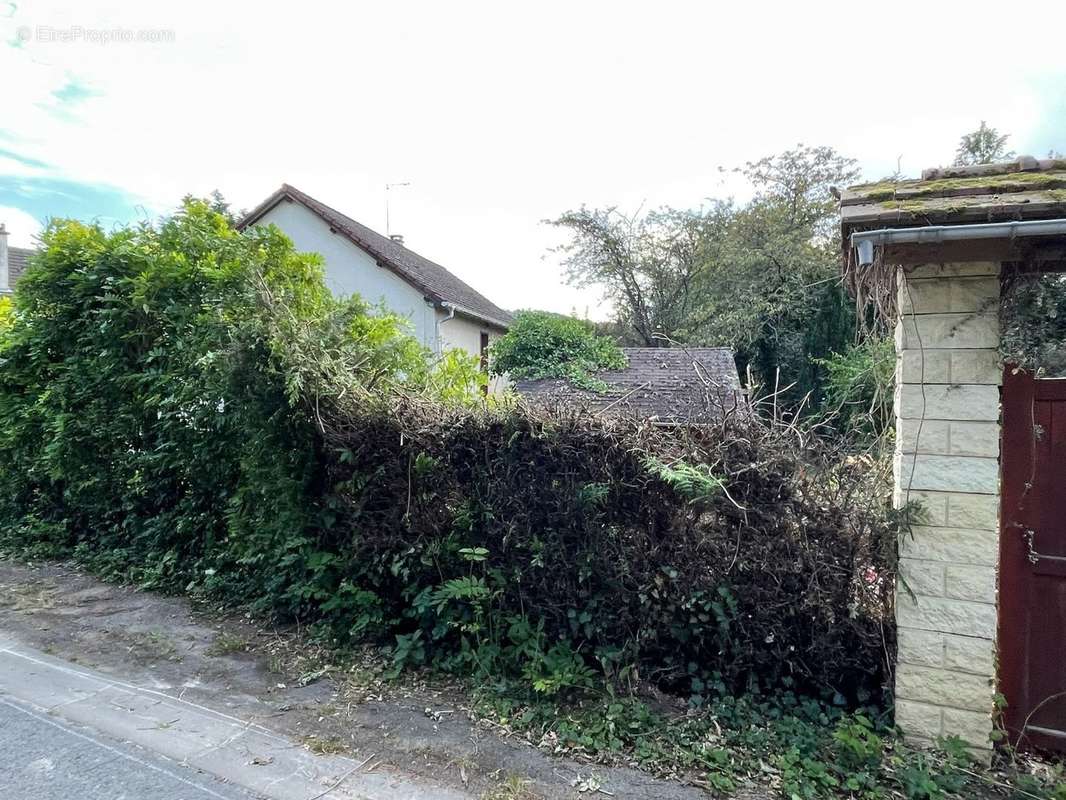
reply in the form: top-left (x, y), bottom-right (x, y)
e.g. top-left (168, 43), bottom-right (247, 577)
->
top-left (0, 203), bottom-right (898, 706)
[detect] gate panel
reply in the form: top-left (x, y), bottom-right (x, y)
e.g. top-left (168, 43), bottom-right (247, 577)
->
top-left (1000, 369), bottom-right (1066, 751)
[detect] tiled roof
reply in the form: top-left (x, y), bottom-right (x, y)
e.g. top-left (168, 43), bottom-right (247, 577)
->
top-left (8, 246), bottom-right (34, 285)
top-left (238, 184), bottom-right (512, 330)
top-left (840, 156), bottom-right (1066, 231)
top-left (515, 347), bottom-right (745, 423)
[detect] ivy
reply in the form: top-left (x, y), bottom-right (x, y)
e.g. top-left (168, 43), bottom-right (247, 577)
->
top-left (1001, 271), bottom-right (1066, 377)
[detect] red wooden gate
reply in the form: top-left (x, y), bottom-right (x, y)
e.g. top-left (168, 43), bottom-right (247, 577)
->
top-left (1000, 368), bottom-right (1066, 751)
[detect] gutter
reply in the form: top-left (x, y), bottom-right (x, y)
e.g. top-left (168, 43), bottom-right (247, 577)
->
top-left (851, 218), bottom-right (1066, 267)
top-left (441, 302), bottom-right (512, 332)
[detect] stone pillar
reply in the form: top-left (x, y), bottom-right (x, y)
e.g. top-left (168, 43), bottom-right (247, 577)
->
top-left (892, 261), bottom-right (1002, 749)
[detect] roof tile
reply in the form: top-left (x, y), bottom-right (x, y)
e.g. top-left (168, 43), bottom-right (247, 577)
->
top-left (840, 157), bottom-right (1066, 231)
top-left (6, 246), bottom-right (34, 289)
top-left (515, 347), bottom-right (745, 423)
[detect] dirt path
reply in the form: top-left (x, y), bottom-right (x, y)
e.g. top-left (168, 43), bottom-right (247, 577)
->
top-left (0, 560), bottom-right (725, 800)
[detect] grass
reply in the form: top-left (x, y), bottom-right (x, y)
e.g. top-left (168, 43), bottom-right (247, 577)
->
top-left (299, 734), bottom-right (348, 756)
top-left (125, 629), bottom-right (180, 662)
top-left (480, 773), bottom-right (540, 800)
top-left (0, 579), bottom-right (58, 610)
top-left (467, 683), bottom-right (1066, 800)
top-left (205, 631), bottom-right (249, 657)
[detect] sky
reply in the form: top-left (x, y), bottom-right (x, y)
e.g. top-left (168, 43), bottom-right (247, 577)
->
top-left (1, 0), bottom-right (1064, 319)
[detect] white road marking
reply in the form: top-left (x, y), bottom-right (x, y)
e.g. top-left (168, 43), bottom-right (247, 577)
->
top-left (0, 696), bottom-right (247, 800)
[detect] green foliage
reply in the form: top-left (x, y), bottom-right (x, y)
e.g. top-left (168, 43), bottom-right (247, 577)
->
top-left (0, 199), bottom-right (901, 742)
top-left (0, 296), bottom-right (13, 333)
top-left (0, 200), bottom-right (476, 610)
top-left (953, 121), bottom-right (1014, 167)
top-left (643, 457), bottom-right (723, 502)
top-left (550, 145), bottom-right (861, 411)
top-left (548, 205), bottom-right (715, 349)
top-left (1001, 272), bottom-right (1066, 377)
top-left (816, 335), bottom-right (895, 444)
top-left (299, 402), bottom-right (896, 705)
top-left (489, 310), bottom-right (626, 391)
top-left (471, 682), bottom-right (1064, 800)
top-left (695, 147), bottom-right (861, 410)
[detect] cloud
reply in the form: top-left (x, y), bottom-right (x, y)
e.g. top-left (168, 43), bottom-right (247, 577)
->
top-left (36, 74), bottom-right (100, 121)
top-left (0, 0), bottom-right (1065, 318)
top-left (0, 206), bottom-right (43, 248)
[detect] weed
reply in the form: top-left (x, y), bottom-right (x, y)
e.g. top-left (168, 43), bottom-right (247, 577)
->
top-left (299, 735), bottom-right (347, 756)
top-left (467, 681), bottom-right (1066, 800)
top-left (480, 773), bottom-right (539, 800)
top-left (205, 632), bottom-right (249, 657)
top-left (0, 580), bottom-right (58, 611)
top-left (125, 629), bottom-right (179, 662)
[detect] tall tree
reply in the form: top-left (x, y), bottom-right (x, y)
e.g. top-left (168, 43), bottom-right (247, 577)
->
top-left (690, 146), bottom-right (860, 405)
top-left (547, 204), bottom-right (727, 346)
top-left (549, 145), bottom-right (860, 408)
top-left (953, 121), bottom-right (1014, 166)
top-left (692, 146), bottom-right (858, 341)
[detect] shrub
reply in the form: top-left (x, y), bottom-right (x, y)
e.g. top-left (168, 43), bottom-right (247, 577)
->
top-left (816, 335), bottom-right (895, 445)
top-left (0, 204), bottom-right (901, 708)
top-left (0, 201), bottom-right (474, 596)
top-left (303, 390), bottom-right (900, 703)
top-left (489, 310), bottom-right (626, 390)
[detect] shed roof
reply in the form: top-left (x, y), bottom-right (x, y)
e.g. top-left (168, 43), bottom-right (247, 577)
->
top-left (238, 184), bottom-right (513, 330)
top-left (840, 156), bottom-right (1066, 232)
top-left (515, 347), bottom-right (745, 423)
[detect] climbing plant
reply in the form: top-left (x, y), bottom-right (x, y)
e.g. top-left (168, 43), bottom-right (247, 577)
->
top-left (1001, 270), bottom-right (1066, 377)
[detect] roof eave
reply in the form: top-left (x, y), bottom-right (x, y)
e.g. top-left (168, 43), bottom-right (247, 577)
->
top-left (445, 303), bottom-right (511, 331)
top-left (239, 185), bottom-right (512, 329)
top-left (237, 185), bottom-right (452, 306)
top-left (235, 187), bottom-right (290, 231)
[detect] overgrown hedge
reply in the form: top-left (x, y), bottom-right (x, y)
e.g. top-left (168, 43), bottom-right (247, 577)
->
top-left (308, 398), bottom-right (897, 702)
top-left (0, 204), bottom-right (899, 707)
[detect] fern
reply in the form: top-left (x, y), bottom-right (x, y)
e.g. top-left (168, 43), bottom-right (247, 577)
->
top-left (644, 457), bottom-right (724, 502)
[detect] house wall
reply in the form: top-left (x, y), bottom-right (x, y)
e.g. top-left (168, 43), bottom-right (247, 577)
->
top-left (438, 312), bottom-right (508, 393)
top-left (892, 261), bottom-right (1002, 749)
top-left (254, 201), bottom-right (440, 352)
top-left (252, 200), bottom-right (509, 393)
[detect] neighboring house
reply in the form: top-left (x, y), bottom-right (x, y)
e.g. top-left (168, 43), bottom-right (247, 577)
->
top-left (515, 347), bottom-right (746, 423)
top-left (0, 223), bottom-right (34, 295)
top-left (237, 185), bottom-right (512, 390)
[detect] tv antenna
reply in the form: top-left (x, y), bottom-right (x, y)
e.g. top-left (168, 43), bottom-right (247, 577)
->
top-left (385, 181), bottom-right (411, 237)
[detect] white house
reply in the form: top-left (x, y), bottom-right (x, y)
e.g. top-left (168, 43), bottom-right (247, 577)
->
top-left (238, 185), bottom-right (512, 390)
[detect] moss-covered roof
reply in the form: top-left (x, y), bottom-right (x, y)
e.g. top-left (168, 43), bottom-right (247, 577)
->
top-left (840, 156), bottom-right (1066, 231)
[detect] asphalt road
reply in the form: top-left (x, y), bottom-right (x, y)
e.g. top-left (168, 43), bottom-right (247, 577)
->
top-left (0, 695), bottom-right (263, 800)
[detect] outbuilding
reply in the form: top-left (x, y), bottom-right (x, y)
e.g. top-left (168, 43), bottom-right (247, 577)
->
top-left (841, 156), bottom-right (1066, 751)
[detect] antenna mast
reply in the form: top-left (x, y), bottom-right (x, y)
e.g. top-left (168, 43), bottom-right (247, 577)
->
top-left (385, 181), bottom-right (411, 237)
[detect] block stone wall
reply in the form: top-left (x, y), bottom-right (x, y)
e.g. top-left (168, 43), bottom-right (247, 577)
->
top-left (892, 261), bottom-right (1001, 748)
